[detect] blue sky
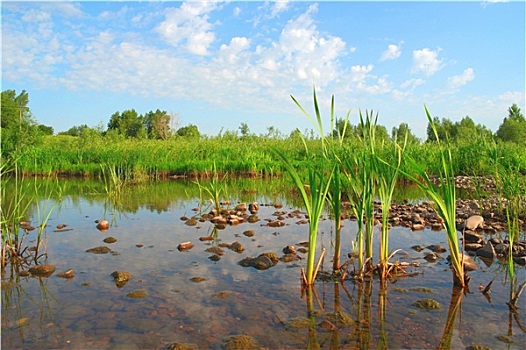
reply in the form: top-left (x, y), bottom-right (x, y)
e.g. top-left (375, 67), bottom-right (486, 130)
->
top-left (2, 1), bottom-right (525, 139)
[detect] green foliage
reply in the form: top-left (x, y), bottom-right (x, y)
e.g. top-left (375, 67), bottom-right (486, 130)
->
top-left (143, 109), bottom-right (172, 140)
top-left (107, 109), bottom-right (146, 138)
top-left (403, 107), bottom-right (466, 288)
top-left (495, 104), bottom-right (526, 145)
top-left (426, 115), bottom-right (492, 143)
top-left (275, 87), bottom-right (335, 285)
top-left (1, 89), bottom-right (41, 161)
top-left (392, 122), bottom-right (420, 145)
top-left (37, 124), bottom-right (54, 135)
top-left (176, 124), bottom-right (201, 138)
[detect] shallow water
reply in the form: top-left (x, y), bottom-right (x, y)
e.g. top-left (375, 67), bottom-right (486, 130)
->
top-left (1, 179), bottom-right (525, 349)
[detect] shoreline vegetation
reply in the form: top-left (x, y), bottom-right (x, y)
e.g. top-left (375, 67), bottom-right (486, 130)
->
top-left (2, 90), bottom-right (526, 181)
top-left (3, 132), bottom-right (526, 181)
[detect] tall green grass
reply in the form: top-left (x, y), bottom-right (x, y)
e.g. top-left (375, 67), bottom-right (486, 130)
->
top-left (12, 123), bottom-right (526, 180)
top-left (399, 107), bottom-right (466, 288)
top-left (274, 88), bottom-right (335, 286)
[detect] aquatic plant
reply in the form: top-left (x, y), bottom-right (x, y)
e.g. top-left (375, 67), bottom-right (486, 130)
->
top-left (341, 111), bottom-right (377, 275)
top-left (374, 133), bottom-right (405, 279)
top-left (274, 88), bottom-right (334, 285)
top-left (194, 162), bottom-right (228, 216)
top-left (1, 173), bottom-right (59, 268)
top-left (400, 107), bottom-right (466, 288)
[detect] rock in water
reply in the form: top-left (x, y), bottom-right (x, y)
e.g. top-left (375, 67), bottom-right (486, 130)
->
top-left (222, 335), bottom-right (260, 350)
top-left (111, 271), bottom-right (133, 287)
top-left (476, 241), bottom-right (496, 259)
top-left (464, 215), bottom-right (484, 230)
top-left (86, 246), bottom-right (111, 254)
top-left (96, 220), bottom-right (110, 231)
top-left (462, 254), bottom-right (478, 271)
top-left (29, 264), bottom-right (56, 276)
top-left (126, 289), bottom-right (148, 299)
top-left (57, 269), bottom-right (75, 279)
top-left (413, 298), bottom-right (442, 310)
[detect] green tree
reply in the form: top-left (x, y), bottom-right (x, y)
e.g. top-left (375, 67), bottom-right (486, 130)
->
top-left (107, 109), bottom-right (145, 138)
top-left (38, 124), bottom-right (54, 135)
top-left (176, 124), bottom-right (200, 138)
top-left (265, 125), bottom-right (283, 139)
top-left (427, 117), bottom-right (456, 142)
top-left (455, 116), bottom-right (492, 142)
top-left (143, 109), bottom-right (171, 140)
top-left (496, 104), bottom-right (526, 145)
top-left (332, 117), bottom-right (354, 139)
top-left (239, 122), bottom-right (251, 138)
top-left (1, 89), bottom-right (40, 160)
top-left (391, 122), bottom-right (420, 144)
top-left (59, 124), bottom-right (91, 137)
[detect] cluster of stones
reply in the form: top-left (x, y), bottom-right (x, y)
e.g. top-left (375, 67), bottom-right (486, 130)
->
top-left (430, 175), bottom-right (497, 193)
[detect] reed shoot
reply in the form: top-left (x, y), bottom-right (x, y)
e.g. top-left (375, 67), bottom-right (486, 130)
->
top-left (400, 107), bottom-right (465, 288)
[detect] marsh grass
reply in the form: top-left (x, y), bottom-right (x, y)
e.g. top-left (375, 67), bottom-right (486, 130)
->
top-left (374, 134), bottom-right (405, 279)
top-left (194, 163), bottom-right (229, 216)
top-left (1, 174), bottom-right (60, 268)
top-left (275, 88), bottom-right (334, 285)
top-left (399, 107), bottom-right (466, 288)
top-left (341, 111), bottom-right (377, 275)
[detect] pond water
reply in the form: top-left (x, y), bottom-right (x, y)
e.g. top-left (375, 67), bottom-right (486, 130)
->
top-left (1, 179), bottom-right (525, 349)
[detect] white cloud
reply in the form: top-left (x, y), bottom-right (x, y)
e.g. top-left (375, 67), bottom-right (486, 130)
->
top-left (350, 64), bottom-right (374, 83)
top-left (411, 48), bottom-right (443, 76)
top-left (270, 1), bottom-right (290, 18)
top-left (392, 78), bottom-right (426, 101)
top-left (380, 43), bottom-right (402, 61)
top-left (447, 68), bottom-right (475, 90)
top-left (155, 2), bottom-right (220, 55)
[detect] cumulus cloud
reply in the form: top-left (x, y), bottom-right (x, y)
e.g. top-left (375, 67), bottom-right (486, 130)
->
top-left (380, 43), bottom-right (402, 61)
top-left (155, 2), bottom-right (220, 55)
top-left (270, 1), bottom-right (290, 18)
top-left (411, 48), bottom-right (443, 76)
top-left (392, 78), bottom-right (425, 101)
top-left (447, 68), bottom-right (475, 89)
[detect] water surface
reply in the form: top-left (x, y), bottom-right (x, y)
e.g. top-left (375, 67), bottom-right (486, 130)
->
top-left (1, 179), bottom-right (524, 349)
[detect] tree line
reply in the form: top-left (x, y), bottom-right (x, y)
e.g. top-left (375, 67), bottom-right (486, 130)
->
top-left (1, 89), bottom-right (525, 161)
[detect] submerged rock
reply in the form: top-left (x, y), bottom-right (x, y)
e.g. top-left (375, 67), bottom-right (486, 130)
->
top-left (222, 334), bottom-right (260, 350)
top-left (103, 237), bottom-right (117, 244)
top-left (185, 218), bottom-right (198, 226)
top-left (164, 342), bottom-right (197, 350)
top-left (229, 241), bottom-right (245, 253)
top-left (413, 298), bottom-right (442, 310)
top-left (476, 241), bottom-right (496, 259)
top-left (29, 264), bottom-right (56, 276)
top-left (57, 269), bottom-right (75, 279)
top-left (243, 230), bottom-right (255, 237)
top-left (190, 277), bottom-right (207, 283)
top-left (86, 246), bottom-right (111, 254)
top-left (126, 289), bottom-right (148, 299)
top-left (324, 310), bottom-right (353, 328)
top-left (206, 246), bottom-right (225, 256)
top-left (239, 252), bottom-right (279, 270)
top-left (426, 245), bottom-right (446, 253)
top-left (111, 271), bottom-right (133, 287)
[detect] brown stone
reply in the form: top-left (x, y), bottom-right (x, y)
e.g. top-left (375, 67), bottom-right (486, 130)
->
top-left (96, 220), bottom-right (110, 231)
top-left (29, 264), bottom-right (56, 276)
top-left (177, 242), bottom-right (195, 251)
